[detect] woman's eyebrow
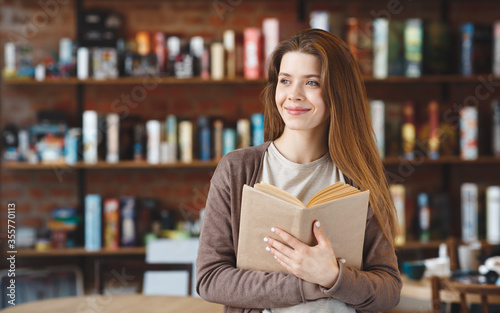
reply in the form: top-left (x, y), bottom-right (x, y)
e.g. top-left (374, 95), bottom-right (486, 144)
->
top-left (278, 72), bottom-right (320, 78)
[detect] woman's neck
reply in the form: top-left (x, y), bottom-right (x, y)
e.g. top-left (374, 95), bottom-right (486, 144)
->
top-left (274, 128), bottom-right (328, 164)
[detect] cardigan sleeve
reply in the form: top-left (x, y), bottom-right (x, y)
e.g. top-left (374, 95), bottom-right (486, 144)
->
top-left (196, 156), bottom-right (308, 310)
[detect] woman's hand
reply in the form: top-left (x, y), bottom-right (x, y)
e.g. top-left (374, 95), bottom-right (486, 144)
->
top-left (264, 220), bottom-right (340, 288)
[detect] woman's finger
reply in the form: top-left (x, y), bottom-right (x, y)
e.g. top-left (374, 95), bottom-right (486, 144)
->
top-left (271, 226), bottom-right (307, 252)
top-left (264, 235), bottom-right (295, 258)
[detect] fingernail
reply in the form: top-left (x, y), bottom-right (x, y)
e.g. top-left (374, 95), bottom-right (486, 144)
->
top-left (274, 255), bottom-right (278, 259)
top-left (340, 258), bottom-right (346, 264)
top-left (271, 227), bottom-right (276, 233)
top-left (266, 246), bottom-right (271, 252)
top-left (315, 221), bottom-right (320, 228)
top-left (263, 237), bottom-right (269, 243)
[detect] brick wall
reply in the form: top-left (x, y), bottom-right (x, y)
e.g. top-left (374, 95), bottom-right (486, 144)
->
top-left (2, 0), bottom-right (500, 241)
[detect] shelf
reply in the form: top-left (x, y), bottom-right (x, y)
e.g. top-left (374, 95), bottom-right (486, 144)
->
top-left (16, 240), bottom-right (495, 257)
top-left (2, 77), bottom-right (267, 86)
top-left (3, 75), bottom-right (500, 86)
top-left (395, 241), bottom-right (444, 250)
top-left (382, 156), bottom-right (500, 165)
top-left (2, 160), bottom-right (219, 170)
top-left (17, 246), bottom-right (146, 258)
top-left (363, 75), bottom-right (500, 83)
top-left (4, 157), bottom-right (499, 170)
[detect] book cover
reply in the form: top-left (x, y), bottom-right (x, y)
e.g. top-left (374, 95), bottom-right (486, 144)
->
top-left (390, 184), bottom-right (406, 246)
top-left (493, 100), bottom-right (500, 157)
top-left (461, 183), bottom-right (478, 243)
top-left (402, 101), bottom-right (416, 160)
top-left (428, 101), bottom-right (440, 159)
top-left (133, 123), bottom-right (145, 161)
top-left (82, 110), bottom-right (98, 164)
top-left (460, 106), bottom-right (478, 160)
top-left (223, 30), bottom-right (236, 80)
top-left (244, 27), bottom-right (262, 80)
top-left (97, 115), bottom-right (107, 162)
top-left (104, 198), bottom-right (120, 249)
top-left (211, 42), bottom-right (224, 80)
top-left (423, 20), bottom-right (452, 75)
top-left (237, 182), bottom-right (369, 273)
top-left (357, 19), bottom-right (374, 76)
top-left (179, 120), bottom-right (193, 163)
top-left (154, 32), bottom-right (167, 75)
top-left (120, 196), bottom-right (137, 247)
top-left (223, 127), bottom-right (236, 155)
top-left (213, 119), bottom-right (224, 160)
top-left (190, 36), bottom-right (204, 77)
top-left (388, 20), bottom-right (405, 76)
top-left (373, 18), bottom-right (389, 79)
top-left (486, 186), bottom-right (500, 244)
top-left (166, 114), bottom-right (178, 160)
top-left (494, 21), bottom-right (500, 76)
top-left (461, 23), bottom-right (493, 75)
top-left (237, 118), bottom-right (250, 149)
top-left (64, 128), bottom-right (80, 165)
top-left (197, 116), bottom-right (212, 161)
top-left (310, 11), bottom-right (330, 32)
top-left (370, 100), bottom-right (385, 158)
top-left (77, 47), bottom-right (89, 80)
top-left (251, 113), bottom-right (264, 146)
top-left (404, 18), bottom-right (423, 77)
top-left (460, 23), bottom-right (474, 76)
top-left (85, 194), bottom-right (101, 251)
top-left (417, 193), bottom-right (430, 242)
top-left (263, 18), bottom-right (279, 78)
top-left (106, 113), bottom-right (119, 163)
top-left (18, 129), bottom-right (31, 162)
top-left (146, 120), bottom-right (160, 164)
top-left (385, 101), bottom-right (403, 157)
top-left (167, 36), bottom-right (180, 77)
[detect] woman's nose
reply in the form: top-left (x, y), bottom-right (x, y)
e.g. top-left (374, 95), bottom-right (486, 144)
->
top-left (287, 84), bottom-right (304, 101)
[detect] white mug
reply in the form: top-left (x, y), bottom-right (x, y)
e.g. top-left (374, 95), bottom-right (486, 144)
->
top-left (458, 244), bottom-right (481, 271)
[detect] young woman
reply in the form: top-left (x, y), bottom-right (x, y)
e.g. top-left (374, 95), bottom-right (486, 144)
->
top-left (196, 28), bottom-right (402, 313)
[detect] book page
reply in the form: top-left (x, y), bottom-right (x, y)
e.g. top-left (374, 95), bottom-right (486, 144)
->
top-left (307, 181), bottom-right (344, 205)
top-left (254, 182), bottom-right (305, 207)
top-left (307, 184), bottom-right (359, 207)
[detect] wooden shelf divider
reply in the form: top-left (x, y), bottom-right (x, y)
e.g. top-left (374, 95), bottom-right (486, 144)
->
top-left (4, 75), bottom-right (500, 86)
top-left (4, 157), bottom-right (499, 170)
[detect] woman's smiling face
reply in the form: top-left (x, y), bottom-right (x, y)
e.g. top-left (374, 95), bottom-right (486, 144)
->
top-left (275, 52), bottom-right (329, 135)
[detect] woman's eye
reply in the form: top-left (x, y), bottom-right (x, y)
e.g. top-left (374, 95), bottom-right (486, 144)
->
top-left (280, 78), bottom-right (290, 85)
top-left (306, 80), bottom-right (319, 87)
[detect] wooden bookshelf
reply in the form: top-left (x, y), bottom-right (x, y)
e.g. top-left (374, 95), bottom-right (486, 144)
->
top-left (4, 157), bottom-right (499, 170)
top-left (16, 240), bottom-right (495, 258)
top-left (382, 156), bottom-right (500, 165)
top-left (2, 160), bottom-right (219, 170)
top-left (18, 246), bottom-right (146, 258)
top-left (3, 75), bottom-right (500, 86)
top-left (1, 77), bottom-right (267, 86)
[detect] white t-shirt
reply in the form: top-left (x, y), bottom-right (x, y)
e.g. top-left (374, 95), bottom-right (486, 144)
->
top-left (259, 142), bottom-right (354, 313)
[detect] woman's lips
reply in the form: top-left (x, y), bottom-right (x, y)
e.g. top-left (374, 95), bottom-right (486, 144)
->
top-left (285, 107), bottom-right (310, 115)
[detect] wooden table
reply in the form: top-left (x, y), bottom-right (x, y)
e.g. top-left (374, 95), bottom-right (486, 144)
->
top-left (2, 294), bottom-right (223, 313)
top-left (401, 275), bottom-right (500, 304)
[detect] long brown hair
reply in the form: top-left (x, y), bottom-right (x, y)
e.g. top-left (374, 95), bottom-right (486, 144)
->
top-left (261, 28), bottom-right (398, 245)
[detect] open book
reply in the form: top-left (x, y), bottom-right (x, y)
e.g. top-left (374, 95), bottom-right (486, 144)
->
top-left (237, 181), bottom-right (369, 273)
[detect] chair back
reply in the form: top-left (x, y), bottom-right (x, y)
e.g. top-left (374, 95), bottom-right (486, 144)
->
top-left (431, 276), bottom-right (500, 313)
